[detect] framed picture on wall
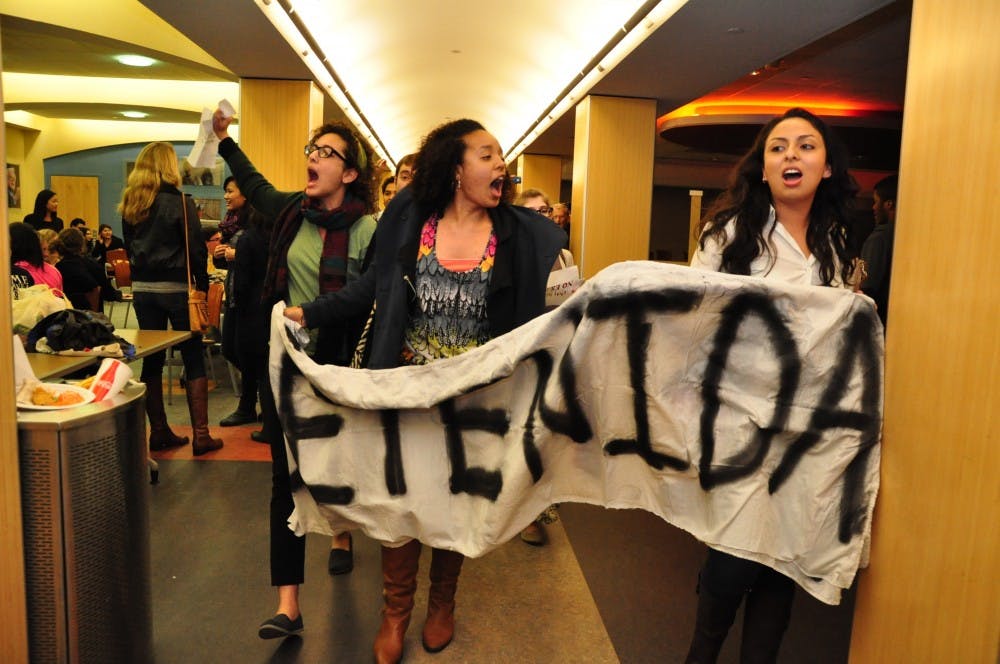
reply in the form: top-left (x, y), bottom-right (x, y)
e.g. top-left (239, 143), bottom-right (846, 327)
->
top-left (6, 163), bottom-right (22, 209)
top-left (180, 157), bottom-right (225, 188)
top-left (194, 197), bottom-right (222, 221)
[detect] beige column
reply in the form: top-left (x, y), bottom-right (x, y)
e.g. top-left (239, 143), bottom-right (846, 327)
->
top-left (515, 153), bottom-right (562, 203)
top-left (570, 95), bottom-right (656, 278)
top-left (238, 79), bottom-right (325, 191)
top-left (688, 189), bottom-right (703, 263)
top-left (849, 0), bottom-right (999, 662)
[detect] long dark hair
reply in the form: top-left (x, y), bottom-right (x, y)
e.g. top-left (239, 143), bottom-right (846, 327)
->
top-left (32, 189), bottom-right (57, 220)
top-left (412, 119), bottom-right (500, 220)
top-left (698, 108), bottom-right (858, 285)
top-left (10, 222), bottom-right (44, 267)
top-left (309, 122), bottom-right (376, 214)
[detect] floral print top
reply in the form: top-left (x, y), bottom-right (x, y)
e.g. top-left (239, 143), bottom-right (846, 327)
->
top-left (400, 216), bottom-right (497, 365)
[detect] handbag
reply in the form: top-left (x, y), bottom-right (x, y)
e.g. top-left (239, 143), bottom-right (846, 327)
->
top-left (181, 194), bottom-right (210, 334)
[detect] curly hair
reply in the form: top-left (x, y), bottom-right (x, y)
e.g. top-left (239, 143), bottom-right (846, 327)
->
top-left (412, 118), bottom-right (511, 220)
top-left (698, 108), bottom-right (858, 285)
top-left (119, 142), bottom-right (182, 225)
top-left (309, 122), bottom-right (376, 214)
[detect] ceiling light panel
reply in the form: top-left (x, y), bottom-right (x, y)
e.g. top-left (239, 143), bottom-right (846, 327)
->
top-left (282, 0), bottom-right (660, 161)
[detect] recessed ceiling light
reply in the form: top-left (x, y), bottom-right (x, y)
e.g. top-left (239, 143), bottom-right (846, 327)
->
top-left (121, 111), bottom-right (149, 119)
top-left (115, 54), bottom-right (156, 67)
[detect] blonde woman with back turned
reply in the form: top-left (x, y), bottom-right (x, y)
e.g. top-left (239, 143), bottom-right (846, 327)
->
top-left (119, 141), bottom-right (223, 456)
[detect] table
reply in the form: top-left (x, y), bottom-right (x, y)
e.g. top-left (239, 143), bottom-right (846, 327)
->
top-left (27, 329), bottom-right (193, 381)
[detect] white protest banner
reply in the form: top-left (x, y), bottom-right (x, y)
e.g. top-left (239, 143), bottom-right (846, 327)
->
top-left (270, 261), bottom-right (883, 605)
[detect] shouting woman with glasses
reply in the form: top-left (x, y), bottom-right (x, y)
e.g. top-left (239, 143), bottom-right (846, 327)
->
top-left (212, 109), bottom-right (377, 640)
top-left (284, 118), bottom-right (566, 664)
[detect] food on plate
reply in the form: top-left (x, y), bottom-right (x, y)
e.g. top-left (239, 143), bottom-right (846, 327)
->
top-left (31, 385), bottom-right (85, 407)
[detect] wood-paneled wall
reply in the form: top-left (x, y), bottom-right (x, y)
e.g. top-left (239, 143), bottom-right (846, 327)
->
top-left (849, 0), bottom-right (1000, 661)
top-left (50, 175), bottom-right (99, 226)
top-left (570, 96), bottom-right (655, 278)
top-left (238, 79), bottom-right (323, 192)
top-left (516, 153), bottom-right (562, 205)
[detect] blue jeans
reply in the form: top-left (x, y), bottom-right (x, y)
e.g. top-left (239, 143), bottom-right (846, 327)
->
top-left (132, 291), bottom-right (206, 382)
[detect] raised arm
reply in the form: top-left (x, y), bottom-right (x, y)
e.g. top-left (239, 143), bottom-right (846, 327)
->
top-left (213, 109), bottom-right (299, 218)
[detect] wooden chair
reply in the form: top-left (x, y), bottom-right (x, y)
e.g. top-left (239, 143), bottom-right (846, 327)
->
top-left (166, 281), bottom-right (238, 403)
top-left (109, 260), bottom-right (134, 327)
top-left (82, 286), bottom-right (101, 312)
top-left (105, 248), bottom-right (128, 264)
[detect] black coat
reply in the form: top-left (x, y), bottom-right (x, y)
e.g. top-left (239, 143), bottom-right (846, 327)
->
top-left (56, 254), bottom-right (121, 310)
top-left (301, 186), bottom-right (566, 370)
top-left (122, 185), bottom-right (208, 292)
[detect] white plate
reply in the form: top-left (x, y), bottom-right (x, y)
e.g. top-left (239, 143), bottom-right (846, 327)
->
top-left (17, 383), bottom-right (96, 410)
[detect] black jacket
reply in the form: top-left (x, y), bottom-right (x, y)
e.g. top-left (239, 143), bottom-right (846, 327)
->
top-left (24, 214), bottom-right (64, 232)
top-left (122, 185), bottom-right (208, 292)
top-left (301, 186), bottom-right (566, 370)
top-left (56, 254), bottom-right (121, 309)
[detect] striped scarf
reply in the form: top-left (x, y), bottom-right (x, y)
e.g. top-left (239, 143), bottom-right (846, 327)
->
top-left (262, 194), bottom-right (365, 304)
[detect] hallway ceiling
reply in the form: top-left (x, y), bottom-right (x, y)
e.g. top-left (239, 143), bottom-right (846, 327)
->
top-left (1, 0), bottom-right (910, 174)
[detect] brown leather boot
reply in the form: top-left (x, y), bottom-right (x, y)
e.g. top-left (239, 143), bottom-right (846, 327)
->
top-left (186, 376), bottom-right (223, 455)
top-left (421, 548), bottom-right (464, 653)
top-left (145, 378), bottom-right (188, 450)
top-left (373, 540), bottom-right (421, 664)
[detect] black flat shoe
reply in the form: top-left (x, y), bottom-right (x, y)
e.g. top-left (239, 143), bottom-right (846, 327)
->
top-left (258, 613), bottom-right (303, 639)
top-left (250, 430), bottom-right (273, 444)
top-left (328, 534), bottom-right (354, 575)
top-left (220, 410), bottom-right (257, 427)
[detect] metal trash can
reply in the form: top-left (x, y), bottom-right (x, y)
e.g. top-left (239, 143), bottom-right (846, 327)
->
top-left (17, 383), bottom-right (151, 664)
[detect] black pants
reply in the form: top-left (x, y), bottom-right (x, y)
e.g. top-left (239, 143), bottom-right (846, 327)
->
top-left (687, 549), bottom-right (795, 664)
top-left (133, 290), bottom-right (205, 382)
top-left (263, 374), bottom-right (304, 587)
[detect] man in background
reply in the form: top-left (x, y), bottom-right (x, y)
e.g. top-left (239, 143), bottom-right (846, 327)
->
top-left (861, 174), bottom-right (897, 327)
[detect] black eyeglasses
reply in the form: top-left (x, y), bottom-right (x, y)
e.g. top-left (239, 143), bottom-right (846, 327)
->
top-left (529, 205), bottom-right (553, 216)
top-left (304, 143), bottom-right (347, 162)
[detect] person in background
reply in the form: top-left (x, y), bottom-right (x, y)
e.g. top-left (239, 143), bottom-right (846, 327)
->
top-left (9, 224), bottom-right (35, 298)
top-left (395, 153), bottom-right (417, 191)
top-left (52, 228), bottom-right (122, 310)
top-left (212, 108), bottom-right (377, 639)
top-left (213, 176), bottom-right (267, 427)
top-left (515, 187), bottom-right (553, 219)
top-left (23, 189), bottom-right (63, 232)
top-left (511, 186), bottom-right (567, 546)
top-left (376, 175), bottom-right (396, 220)
top-left (37, 229), bottom-right (59, 266)
top-left (69, 218), bottom-right (96, 253)
top-left (11, 222), bottom-right (62, 291)
top-left (861, 173), bottom-right (897, 327)
top-left (685, 107), bottom-right (859, 664)
top-left (120, 141), bottom-right (223, 457)
top-left (551, 202), bottom-right (570, 237)
top-left (91, 223), bottom-right (126, 266)
top-left (284, 118), bottom-right (566, 664)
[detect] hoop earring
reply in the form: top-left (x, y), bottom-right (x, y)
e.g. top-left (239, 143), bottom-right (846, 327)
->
top-left (455, 177), bottom-right (462, 191)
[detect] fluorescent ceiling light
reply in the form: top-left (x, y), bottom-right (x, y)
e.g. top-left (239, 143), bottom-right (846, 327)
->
top-left (256, 0), bottom-right (686, 167)
top-left (115, 54), bottom-right (157, 67)
top-left (121, 111), bottom-right (149, 118)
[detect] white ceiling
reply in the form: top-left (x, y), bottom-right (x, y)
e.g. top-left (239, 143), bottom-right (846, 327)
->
top-left (2, 0), bottom-right (910, 176)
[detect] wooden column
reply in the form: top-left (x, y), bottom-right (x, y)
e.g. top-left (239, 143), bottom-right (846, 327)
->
top-left (515, 153), bottom-right (562, 203)
top-left (688, 189), bottom-right (703, 263)
top-left (0, 19), bottom-right (30, 663)
top-left (238, 79), bottom-right (324, 191)
top-left (570, 95), bottom-right (656, 278)
top-left (849, 0), bottom-right (1000, 661)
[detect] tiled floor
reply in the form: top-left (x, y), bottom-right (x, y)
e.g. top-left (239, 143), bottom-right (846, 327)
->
top-left (118, 302), bottom-right (855, 663)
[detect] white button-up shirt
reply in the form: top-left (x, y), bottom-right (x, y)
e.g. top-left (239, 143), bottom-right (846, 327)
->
top-left (690, 207), bottom-right (846, 288)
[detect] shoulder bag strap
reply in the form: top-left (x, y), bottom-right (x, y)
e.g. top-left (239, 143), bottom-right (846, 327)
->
top-left (181, 193), bottom-right (194, 292)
